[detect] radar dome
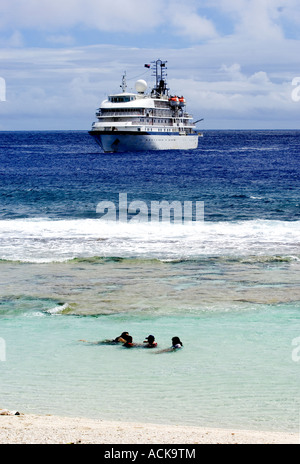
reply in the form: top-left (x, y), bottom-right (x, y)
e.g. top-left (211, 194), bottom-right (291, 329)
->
top-left (135, 79), bottom-right (147, 93)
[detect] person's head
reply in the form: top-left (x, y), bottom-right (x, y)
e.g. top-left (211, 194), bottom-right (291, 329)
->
top-left (121, 332), bottom-right (129, 340)
top-left (125, 335), bottom-right (133, 344)
top-left (172, 336), bottom-right (182, 346)
top-left (145, 335), bottom-right (155, 344)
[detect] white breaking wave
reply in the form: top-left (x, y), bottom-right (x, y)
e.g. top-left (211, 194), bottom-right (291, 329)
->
top-left (0, 218), bottom-right (299, 263)
top-left (45, 303), bottom-right (72, 315)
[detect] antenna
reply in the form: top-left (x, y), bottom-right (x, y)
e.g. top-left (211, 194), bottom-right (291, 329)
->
top-left (120, 71), bottom-right (127, 93)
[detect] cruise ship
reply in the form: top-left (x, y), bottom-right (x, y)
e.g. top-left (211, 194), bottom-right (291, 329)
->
top-left (89, 59), bottom-right (202, 153)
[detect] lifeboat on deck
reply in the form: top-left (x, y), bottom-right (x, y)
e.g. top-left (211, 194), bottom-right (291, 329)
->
top-left (169, 96), bottom-right (179, 106)
top-left (178, 96), bottom-right (186, 107)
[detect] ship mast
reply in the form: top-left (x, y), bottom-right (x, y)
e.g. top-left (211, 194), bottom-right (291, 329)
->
top-left (151, 59), bottom-right (169, 97)
top-left (120, 71), bottom-right (127, 93)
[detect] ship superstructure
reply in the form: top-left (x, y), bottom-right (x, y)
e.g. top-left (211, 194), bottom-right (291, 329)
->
top-left (89, 60), bottom-right (201, 153)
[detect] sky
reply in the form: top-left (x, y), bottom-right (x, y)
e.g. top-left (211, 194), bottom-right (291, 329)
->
top-left (0, 0), bottom-right (300, 130)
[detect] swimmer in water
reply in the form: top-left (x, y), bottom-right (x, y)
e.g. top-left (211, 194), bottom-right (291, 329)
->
top-left (122, 335), bottom-right (136, 348)
top-left (79, 331), bottom-right (130, 345)
top-left (113, 332), bottom-right (130, 343)
top-left (143, 335), bottom-right (157, 348)
top-left (171, 336), bottom-right (183, 349)
top-left (155, 336), bottom-right (183, 353)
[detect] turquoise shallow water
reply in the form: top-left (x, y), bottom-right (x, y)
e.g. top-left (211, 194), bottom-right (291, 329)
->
top-left (0, 262), bottom-right (299, 432)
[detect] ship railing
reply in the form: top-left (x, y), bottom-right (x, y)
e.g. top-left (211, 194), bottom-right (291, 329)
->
top-left (98, 110), bottom-right (175, 118)
top-left (98, 111), bottom-right (146, 117)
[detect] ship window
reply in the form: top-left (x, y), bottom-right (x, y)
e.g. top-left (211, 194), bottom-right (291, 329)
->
top-left (109, 95), bottom-right (135, 103)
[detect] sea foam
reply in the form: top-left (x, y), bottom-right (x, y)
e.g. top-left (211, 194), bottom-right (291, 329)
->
top-left (0, 218), bottom-right (299, 263)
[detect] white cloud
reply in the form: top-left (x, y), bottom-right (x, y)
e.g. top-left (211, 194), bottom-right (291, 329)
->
top-left (212, 0), bottom-right (300, 39)
top-left (1, 0), bottom-right (300, 42)
top-left (179, 65), bottom-right (296, 124)
top-left (166, 2), bottom-right (218, 41)
top-left (220, 63), bottom-right (246, 81)
top-left (1, 0), bottom-right (300, 45)
top-left (0, 0), bottom-right (164, 33)
top-left (235, 0), bottom-right (283, 40)
top-left (248, 71), bottom-right (270, 85)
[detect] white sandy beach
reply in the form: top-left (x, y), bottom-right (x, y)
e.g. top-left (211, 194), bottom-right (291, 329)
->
top-left (0, 412), bottom-right (298, 444)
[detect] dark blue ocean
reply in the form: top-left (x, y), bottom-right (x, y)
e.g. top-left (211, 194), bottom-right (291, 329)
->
top-left (0, 130), bottom-right (299, 221)
top-left (0, 130), bottom-right (299, 432)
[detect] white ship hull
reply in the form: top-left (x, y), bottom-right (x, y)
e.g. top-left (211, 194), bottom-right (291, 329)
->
top-left (89, 60), bottom-right (203, 153)
top-left (90, 131), bottom-right (199, 153)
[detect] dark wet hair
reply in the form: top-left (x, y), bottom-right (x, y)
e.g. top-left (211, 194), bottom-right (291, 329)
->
top-left (172, 336), bottom-right (182, 346)
top-left (114, 332), bottom-right (130, 342)
top-left (146, 335), bottom-right (155, 343)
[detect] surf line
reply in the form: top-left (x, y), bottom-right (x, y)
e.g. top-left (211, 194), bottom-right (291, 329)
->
top-left (96, 193), bottom-right (204, 224)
